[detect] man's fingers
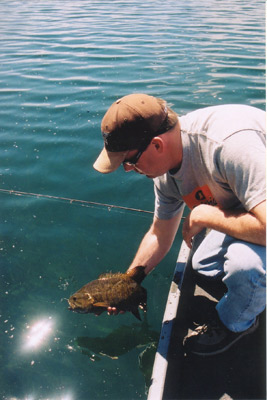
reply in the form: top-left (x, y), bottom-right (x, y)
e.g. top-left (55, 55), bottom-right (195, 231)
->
top-left (107, 307), bottom-right (125, 316)
top-left (107, 307), bottom-right (118, 315)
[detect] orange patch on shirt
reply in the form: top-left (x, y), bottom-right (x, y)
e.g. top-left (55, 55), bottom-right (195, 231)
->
top-left (182, 185), bottom-right (218, 210)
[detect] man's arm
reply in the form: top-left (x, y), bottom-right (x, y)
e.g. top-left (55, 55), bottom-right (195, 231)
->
top-left (127, 212), bottom-right (182, 276)
top-left (182, 200), bottom-right (266, 248)
top-left (107, 212), bottom-right (182, 316)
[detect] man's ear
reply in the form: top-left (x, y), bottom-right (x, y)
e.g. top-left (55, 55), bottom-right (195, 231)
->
top-left (151, 137), bottom-right (164, 153)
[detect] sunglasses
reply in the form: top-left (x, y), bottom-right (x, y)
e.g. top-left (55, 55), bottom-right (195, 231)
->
top-left (122, 142), bottom-right (151, 167)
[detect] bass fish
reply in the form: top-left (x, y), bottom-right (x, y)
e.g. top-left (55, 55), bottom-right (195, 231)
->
top-left (68, 266), bottom-right (147, 320)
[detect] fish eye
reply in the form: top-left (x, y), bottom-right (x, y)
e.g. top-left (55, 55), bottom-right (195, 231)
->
top-left (72, 296), bottom-right (77, 301)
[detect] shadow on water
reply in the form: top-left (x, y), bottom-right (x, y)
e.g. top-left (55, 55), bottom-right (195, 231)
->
top-left (75, 317), bottom-right (158, 389)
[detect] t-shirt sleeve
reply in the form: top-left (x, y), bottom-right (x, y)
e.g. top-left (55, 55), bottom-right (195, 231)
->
top-left (154, 175), bottom-right (185, 219)
top-left (215, 130), bottom-right (266, 211)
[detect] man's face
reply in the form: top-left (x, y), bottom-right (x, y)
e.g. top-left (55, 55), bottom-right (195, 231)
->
top-left (122, 141), bottom-right (168, 179)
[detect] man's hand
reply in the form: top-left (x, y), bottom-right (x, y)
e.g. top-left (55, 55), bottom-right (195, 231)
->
top-left (107, 307), bottom-right (124, 316)
top-left (182, 205), bottom-right (207, 248)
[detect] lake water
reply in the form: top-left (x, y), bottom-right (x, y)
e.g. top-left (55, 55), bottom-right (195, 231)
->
top-left (0, 1), bottom-right (265, 399)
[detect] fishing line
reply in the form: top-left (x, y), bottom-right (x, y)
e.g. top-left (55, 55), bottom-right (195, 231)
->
top-left (0, 188), bottom-right (154, 215)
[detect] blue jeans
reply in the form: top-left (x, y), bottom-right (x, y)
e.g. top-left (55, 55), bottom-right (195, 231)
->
top-left (192, 230), bottom-right (266, 332)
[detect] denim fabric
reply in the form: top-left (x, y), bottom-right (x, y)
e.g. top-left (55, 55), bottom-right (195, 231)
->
top-left (192, 230), bottom-right (266, 332)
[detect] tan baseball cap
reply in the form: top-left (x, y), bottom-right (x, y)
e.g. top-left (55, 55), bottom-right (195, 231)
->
top-left (93, 93), bottom-right (178, 173)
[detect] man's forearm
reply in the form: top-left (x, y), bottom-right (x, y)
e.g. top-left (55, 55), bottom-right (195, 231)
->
top-left (128, 230), bottom-right (170, 275)
top-left (128, 213), bottom-right (182, 275)
top-left (183, 203), bottom-right (266, 248)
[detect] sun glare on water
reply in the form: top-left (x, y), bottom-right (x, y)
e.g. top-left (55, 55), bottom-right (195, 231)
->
top-left (21, 316), bottom-right (55, 352)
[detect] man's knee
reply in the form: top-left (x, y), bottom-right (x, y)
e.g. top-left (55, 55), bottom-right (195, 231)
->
top-left (192, 233), bottom-right (266, 282)
top-left (192, 250), bottom-right (224, 278)
top-left (223, 241), bottom-right (266, 286)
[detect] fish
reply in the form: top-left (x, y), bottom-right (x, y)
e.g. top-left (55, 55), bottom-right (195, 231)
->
top-left (68, 266), bottom-right (147, 320)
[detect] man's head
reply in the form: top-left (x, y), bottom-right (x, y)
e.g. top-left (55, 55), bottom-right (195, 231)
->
top-left (93, 93), bottom-right (178, 174)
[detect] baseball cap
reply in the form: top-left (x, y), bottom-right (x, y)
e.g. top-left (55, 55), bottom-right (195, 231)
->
top-left (93, 93), bottom-right (178, 173)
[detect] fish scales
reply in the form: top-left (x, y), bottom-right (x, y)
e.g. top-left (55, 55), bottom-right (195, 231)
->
top-left (82, 274), bottom-right (141, 305)
top-left (68, 267), bottom-right (147, 320)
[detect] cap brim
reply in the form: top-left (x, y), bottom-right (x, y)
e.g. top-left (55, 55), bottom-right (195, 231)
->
top-left (93, 147), bottom-right (128, 174)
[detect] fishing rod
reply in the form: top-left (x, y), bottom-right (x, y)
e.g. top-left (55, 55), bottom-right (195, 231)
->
top-left (0, 188), bottom-right (154, 215)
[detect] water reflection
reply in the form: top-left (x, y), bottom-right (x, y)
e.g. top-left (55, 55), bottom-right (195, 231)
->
top-left (16, 317), bottom-right (75, 400)
top-left (75, 321), bottom-right (158, 360)
top-left (9, 393), bottom-right (74, 400)
top-left (20, 316), bottom-right (55, 352)
top-left (75, 320), bottom-right (158, 392)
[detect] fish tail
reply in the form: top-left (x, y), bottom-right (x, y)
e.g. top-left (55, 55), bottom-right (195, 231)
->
top-left (132, 308), bottom-right (142, 321)
top-left (126, 266), bottom-right (147, 284)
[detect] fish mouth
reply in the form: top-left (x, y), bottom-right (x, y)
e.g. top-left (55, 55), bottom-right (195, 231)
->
top-left (68, 305), bottom-right (88, 314)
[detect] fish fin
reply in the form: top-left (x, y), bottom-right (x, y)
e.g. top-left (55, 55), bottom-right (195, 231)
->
top-left (98, 273), bottom-right (111, 279)
top-left (94, 309), bottom-right (105, 316)
top-left (99, 352), bottom-right (119, 360)
top-left (131, 308), bottom-right (142, 321)
top-left (93, 302), bottom-right (110, 308)
top-left (98, 272), bottom-right (123, 280)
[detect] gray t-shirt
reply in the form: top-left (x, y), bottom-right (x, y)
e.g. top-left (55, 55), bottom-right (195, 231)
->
top-left (154, 104), bottom-right (266, 220)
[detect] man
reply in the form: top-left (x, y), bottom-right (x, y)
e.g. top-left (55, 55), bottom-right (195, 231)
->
top-left (93, 93), bottom-right (266, 356)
